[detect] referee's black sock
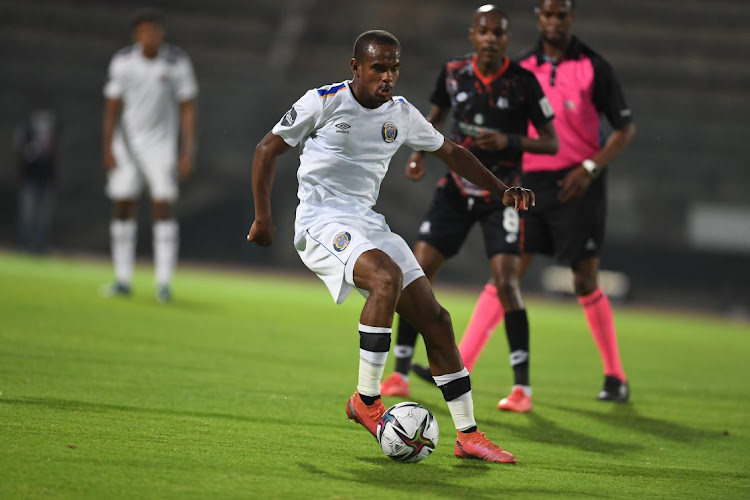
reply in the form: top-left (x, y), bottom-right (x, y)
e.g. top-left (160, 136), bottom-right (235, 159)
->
top-left (504, 309), bottom-right (530, 387)
top-left (394, 316), bottom-right (419, 376)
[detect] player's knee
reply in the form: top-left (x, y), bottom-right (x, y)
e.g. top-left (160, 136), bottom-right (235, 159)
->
top-left (370, 263), bottom-right (403, 299)
top-left (494, 274), bottom-right (519, 302)
top-left (573, 273), bottom-right (597, 296)
top-left (152, 201), bottom-right (173, 220)
top-left (113, 200), bottom-right (136, 220)
top-left (424, 305), bottom-right (452, 335)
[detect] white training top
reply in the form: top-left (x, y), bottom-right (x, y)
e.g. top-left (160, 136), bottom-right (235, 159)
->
top-left (104, 43), bottom-right (197, 166)
top-left (272, 80), bottom-right (445, 247)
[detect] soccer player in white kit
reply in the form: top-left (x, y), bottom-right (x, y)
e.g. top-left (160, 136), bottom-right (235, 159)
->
top-left (247, 30), bottom-right (534, 463)
top-left (102, 9), bottom-right (197, 302)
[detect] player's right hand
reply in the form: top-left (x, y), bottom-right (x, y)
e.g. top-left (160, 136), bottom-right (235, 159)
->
top-left (502, 186), bottom-right (535, 211)
top-left (103, 149), bottom-right (117, 171)
top-left (405, 151), bottom-right (425, 181)
top-left (475, 130), bottom-right (508, 151)
top-left (247, 219), bottom-right (274, 247)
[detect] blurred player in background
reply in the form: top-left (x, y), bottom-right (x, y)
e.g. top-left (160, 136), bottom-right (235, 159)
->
top-left (14, 104), bottom-right (61, 254)
top-left (379, 5), bottom-right (558, 415)
top-left (411, 0), bottom-right (637, 405)
top-left (247, 30), bottom-right (534, 463)
top-left (101, 8), bottom-right (197, 302)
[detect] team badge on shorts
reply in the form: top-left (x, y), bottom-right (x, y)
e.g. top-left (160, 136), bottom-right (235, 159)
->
top-left (381, 121), bottom-right (398, 143)
top-left (333, 231), bottom-right (351, 252)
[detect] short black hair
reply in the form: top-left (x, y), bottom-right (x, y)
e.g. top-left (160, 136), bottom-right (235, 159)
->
top-left (131, 8), bottom-right (166, 30)
top-left (352, 30), bottom-right (401, 61)
top-left (538, 0), bottom-right (575, 8)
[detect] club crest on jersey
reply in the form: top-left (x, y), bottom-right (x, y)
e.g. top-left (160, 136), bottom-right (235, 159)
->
top-left (280, 106), bottom-right (297, 127)
top-left (381, 121), bottom-right (398, 143)
top-left (333, 231), bottom-right (351, 252)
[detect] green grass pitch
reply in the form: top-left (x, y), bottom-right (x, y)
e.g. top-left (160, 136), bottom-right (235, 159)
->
top-left (1, 252), bottom-right (749, 499)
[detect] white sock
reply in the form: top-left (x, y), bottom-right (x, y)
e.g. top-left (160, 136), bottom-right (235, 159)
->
top-left (446, 392), bottom-right (477, 432)
top-left (434, 369), bottom-right (476, 431)
top-left (357, 324), bottom-right (391, 397)
top-left (153, 220), bottom-right (179, 287)
top-left (110, 219), bottom-right (136, 285)
top-left (358, 353), bottom-right (388, 397)
top-left (514, 384), bottom-right (532, 396)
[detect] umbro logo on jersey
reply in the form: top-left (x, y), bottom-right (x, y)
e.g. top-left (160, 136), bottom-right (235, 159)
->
top-left (280, 106), bottom-right (297, 127)
top-left (585, 238), bottom-right (598, 251)
top-left (335, 123), bottom-right (351, 134)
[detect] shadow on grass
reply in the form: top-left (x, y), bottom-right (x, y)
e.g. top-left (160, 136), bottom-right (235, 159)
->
top-left (545, 403), bottom-right (723, 442)
top-left (123, 295), bottom-right (225, 314)
top-left (402, 397), bottom-right (639, 456)
top-left (297, 459), bottom-right (598, 499)
top-left (484, 410), bottom-right (643, 456)
top-left (0, 397), bottom-right (331, 429)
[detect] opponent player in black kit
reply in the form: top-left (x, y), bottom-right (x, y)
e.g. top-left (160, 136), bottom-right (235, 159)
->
top-left (380, 5), bottom-right (557, 410)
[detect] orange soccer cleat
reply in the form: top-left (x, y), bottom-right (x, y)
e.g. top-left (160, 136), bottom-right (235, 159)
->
top-left (497, 386), bottom-right (533, 413)
top-left (380, 372), bottom-right (410, 398)
top-left (346, 391), bottom-right (386, 438)
top-left (455, 430), bottom-right (517, 463)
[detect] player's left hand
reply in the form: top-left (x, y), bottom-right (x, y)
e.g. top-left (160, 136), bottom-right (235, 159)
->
top-left (475, 130), bottom-right (508, 151)
top-left (557, 165), bottom-right (592, 202)
top-left (247, 219), bottom-right (275, 247)
top-left (178, 153), bottom-right (193, 180)
top-left (502, 186), bottom-right (535, 211)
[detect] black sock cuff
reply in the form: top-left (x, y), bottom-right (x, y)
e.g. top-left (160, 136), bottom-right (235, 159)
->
top-left (359, 331), bottom-right (391, 352)
top-left (438, 376), bottom-right (471, 402)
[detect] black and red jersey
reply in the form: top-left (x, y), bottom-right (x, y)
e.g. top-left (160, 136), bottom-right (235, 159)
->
top-left (430, 54), bottom-right (554, 196)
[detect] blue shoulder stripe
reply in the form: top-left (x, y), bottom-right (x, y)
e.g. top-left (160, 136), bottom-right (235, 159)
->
top-left (115, 45), bottom-right (134, 57)
top-left (317, 83), bottom-right (346, 98)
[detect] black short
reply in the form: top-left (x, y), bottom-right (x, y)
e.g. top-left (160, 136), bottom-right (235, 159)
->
top-left (521, 166), bottom-right (607, 264)
top-left (417, 179), bottom-right (521, 259)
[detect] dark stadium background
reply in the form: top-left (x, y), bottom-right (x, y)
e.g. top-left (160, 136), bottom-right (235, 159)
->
top-left (1, 0), bottom-right (748, 315)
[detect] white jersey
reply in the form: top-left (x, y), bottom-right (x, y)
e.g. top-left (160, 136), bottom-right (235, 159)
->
top-left (272, 80), bottom-right (444, 247)
top-left (103, 43), bottom-right (197, 168)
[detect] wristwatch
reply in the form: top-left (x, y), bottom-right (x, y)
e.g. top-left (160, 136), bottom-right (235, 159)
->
top-left (581, 159), bottom-right (601, 179)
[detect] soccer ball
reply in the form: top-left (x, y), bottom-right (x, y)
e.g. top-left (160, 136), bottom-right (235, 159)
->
top-left (376, 401), bottom-right (439, 463)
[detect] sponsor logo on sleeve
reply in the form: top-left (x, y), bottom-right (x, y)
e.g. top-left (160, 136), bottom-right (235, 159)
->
top-left (539, 97), bottom-right (554, 118)
top-left (280, 106), bottom-right (297, 127)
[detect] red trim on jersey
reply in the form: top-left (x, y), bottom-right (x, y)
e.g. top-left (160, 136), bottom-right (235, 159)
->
top-left (472, 55), bottom-right (510, 88)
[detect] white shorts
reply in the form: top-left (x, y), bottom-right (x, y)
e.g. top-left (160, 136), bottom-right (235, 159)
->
top-left (106, 140), bottom-right (178, 201)
top-left (296, 217), bottom-right (425, 304)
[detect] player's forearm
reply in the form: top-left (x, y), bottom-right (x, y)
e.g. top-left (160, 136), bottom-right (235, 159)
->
top-left (520, 135), bottom-right (558, 155)
top-left (521, 121), bottom-right (558, 155)
top-left (440, 141), bottom-right (509, 196)
top-left (590, 122), bottom-right (636, 169)
top-left (102, 99), bottom-right (121, 151)
top-left (251, 145), bottom-right (277, 222)
top-left (179, 100), bottom-right (196, 158)
top-left (521, 131), bottom-right (560, 155)
top-left (426, 106), bottom-right (449, 129)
